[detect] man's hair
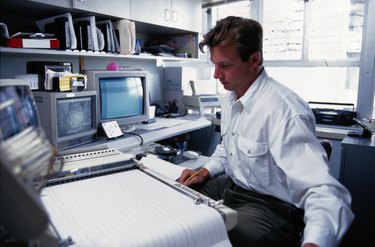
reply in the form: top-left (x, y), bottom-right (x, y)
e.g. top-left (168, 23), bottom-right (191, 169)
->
top-left (199, 16), bottom-right (263, 64)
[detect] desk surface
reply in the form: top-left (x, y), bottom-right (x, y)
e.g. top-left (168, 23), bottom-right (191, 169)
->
top-left (178, 155), bottom-right (210, 170)
top-left (342, 134), bottom-right (375, 149)
top-left (316, 124), bottom-right (361, 140)
top-left (212, 117), bottom-right (361, 140)
top-left (59, 116), bottom-right (211, 155)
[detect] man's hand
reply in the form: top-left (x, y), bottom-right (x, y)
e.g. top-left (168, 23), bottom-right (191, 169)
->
top-left (178, 168), bottom-right (210, 187)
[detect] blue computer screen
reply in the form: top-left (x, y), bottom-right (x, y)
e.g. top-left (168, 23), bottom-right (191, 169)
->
top-left (99, 77), bottom-right (144, 120)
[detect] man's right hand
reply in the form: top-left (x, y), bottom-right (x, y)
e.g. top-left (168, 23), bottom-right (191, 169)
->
top-left (177, 168), bottom-right (210, 187)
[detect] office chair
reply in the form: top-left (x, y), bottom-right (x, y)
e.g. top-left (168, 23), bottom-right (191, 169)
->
top-left (319, 139), bottom-right (332, 160)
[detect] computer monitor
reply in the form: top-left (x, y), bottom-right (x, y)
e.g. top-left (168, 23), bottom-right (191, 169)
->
top-left (0, 79), bottom-right (49, 241)
top-left (0, 79), bottom-right (40, 140)
top-left (33, 91), bottom-right (98, 151)
top-left (85, 70), bottom-right (150, 131)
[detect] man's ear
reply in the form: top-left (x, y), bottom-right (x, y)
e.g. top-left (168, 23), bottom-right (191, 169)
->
top-left (248, 52), bottom-right (261, 68)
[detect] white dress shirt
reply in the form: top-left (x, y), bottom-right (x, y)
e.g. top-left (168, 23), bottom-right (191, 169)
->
top-left (204, 69), bottom-right (354, 247)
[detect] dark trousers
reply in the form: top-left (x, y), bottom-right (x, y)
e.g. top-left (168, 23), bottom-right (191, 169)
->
top-left (198, 177), bottom-right (305, 247)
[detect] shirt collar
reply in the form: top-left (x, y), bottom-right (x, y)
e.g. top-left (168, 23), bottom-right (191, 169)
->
top-left (229, 68), bottom-right (268, 112)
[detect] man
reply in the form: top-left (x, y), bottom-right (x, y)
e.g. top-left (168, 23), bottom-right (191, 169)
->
top-left (178, 16), bottom-right (354, 247)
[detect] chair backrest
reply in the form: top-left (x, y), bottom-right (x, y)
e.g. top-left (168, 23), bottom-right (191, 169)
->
top-left (319, 139), bottom-right (332, 160)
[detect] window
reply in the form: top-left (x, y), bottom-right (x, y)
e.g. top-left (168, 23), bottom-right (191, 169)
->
top-left (202, 0), bottom-right (374, 119)
top-left (263, 0), bottom-right (365, 117)
top-left (262, 0), bottom-right (364, 61)
top-left (211, 1), bottom-right (251, 24)
top-left (308, 0), bottom-right (364, 60)
top-left (262, 0), bottom-right (304, 60)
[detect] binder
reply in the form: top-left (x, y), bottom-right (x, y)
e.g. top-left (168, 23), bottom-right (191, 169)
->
top-left (97, 20), bottom-right (120, 53)
top-left (74, 16), bottom-right (100, 52)
top-left (97, 21), bottom-right (114, 53)
top-left (113, 26), bottom-right (121, 54)
top-left (96, 28), bottom-right (105, 52)
top-left (75, 20), bottom-right (91, 51)
top-left (36, 13), bottom-right (77, 50)
top-left (113, 19), bottom-right (136, 55)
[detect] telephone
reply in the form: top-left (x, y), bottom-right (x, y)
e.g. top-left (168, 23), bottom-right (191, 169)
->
top-left (348, 118), bottom-right (373, 138)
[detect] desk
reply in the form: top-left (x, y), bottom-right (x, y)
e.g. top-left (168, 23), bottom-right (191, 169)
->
top-left (212, 118), bottom-right (362, 140)
top-left (59, 116), bottom-right (211, 155)
top-left (340, 135), bottom-right (375, 246)
top-left (316, 124), bottom-right (361, 140)
top-left (178, 155), bottom-right (210, 170)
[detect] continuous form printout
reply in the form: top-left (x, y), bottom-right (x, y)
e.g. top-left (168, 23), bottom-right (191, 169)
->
top-left (41, 169), bottom-right (231, 247)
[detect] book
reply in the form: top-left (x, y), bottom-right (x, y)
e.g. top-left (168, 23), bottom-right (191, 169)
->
top-left (7, 38), bottom-right (59, 49)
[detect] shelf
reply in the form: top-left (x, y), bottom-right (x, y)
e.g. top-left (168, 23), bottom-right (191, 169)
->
top-left (0, 47), bottom-right (199, 64)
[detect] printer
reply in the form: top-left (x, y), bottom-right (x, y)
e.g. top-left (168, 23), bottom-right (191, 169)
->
top-left (183, 80), bottom-right (223, 116)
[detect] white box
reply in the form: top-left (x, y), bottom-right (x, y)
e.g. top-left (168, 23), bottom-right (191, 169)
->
top-left (164, 67), bottom-right (197, 91)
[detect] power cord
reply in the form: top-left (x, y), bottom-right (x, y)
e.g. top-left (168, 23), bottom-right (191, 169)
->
top-left (123, 131), bottom-right (144, 146)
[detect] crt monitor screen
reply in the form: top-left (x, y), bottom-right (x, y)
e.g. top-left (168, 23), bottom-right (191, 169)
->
top-left (85, 70), bottom-right (150, 127)
top-left (100, 77), bottom-right (144, 120)
top-left (57, 96), bottom-right (95, 138)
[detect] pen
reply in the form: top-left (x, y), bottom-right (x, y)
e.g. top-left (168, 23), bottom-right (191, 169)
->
top-left (186, 169), bottom-right (203, 182)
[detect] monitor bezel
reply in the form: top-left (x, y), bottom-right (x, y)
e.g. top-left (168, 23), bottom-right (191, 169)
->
top-left (54, 92), bottom-right (98, 140)
top-left (33, 90), bottom-right (98, 150)
top-left (0, 79), bottom-right (49, 241)
top-left (85, 70), bottom-right (150, 128)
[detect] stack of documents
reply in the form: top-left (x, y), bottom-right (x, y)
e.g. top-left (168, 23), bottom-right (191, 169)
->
top-left (41, 169), bottom-right (231, 246)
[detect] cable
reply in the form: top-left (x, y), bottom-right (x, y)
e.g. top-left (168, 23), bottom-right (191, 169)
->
top-left (124, 132), bottom-right (144, 146)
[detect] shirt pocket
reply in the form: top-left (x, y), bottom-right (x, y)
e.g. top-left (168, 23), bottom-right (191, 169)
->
top-left (237, 136), bottom-right (270, 186)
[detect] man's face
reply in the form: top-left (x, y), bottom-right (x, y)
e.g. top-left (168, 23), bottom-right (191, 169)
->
top-left (210, 42), bottom-right (253, 97)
